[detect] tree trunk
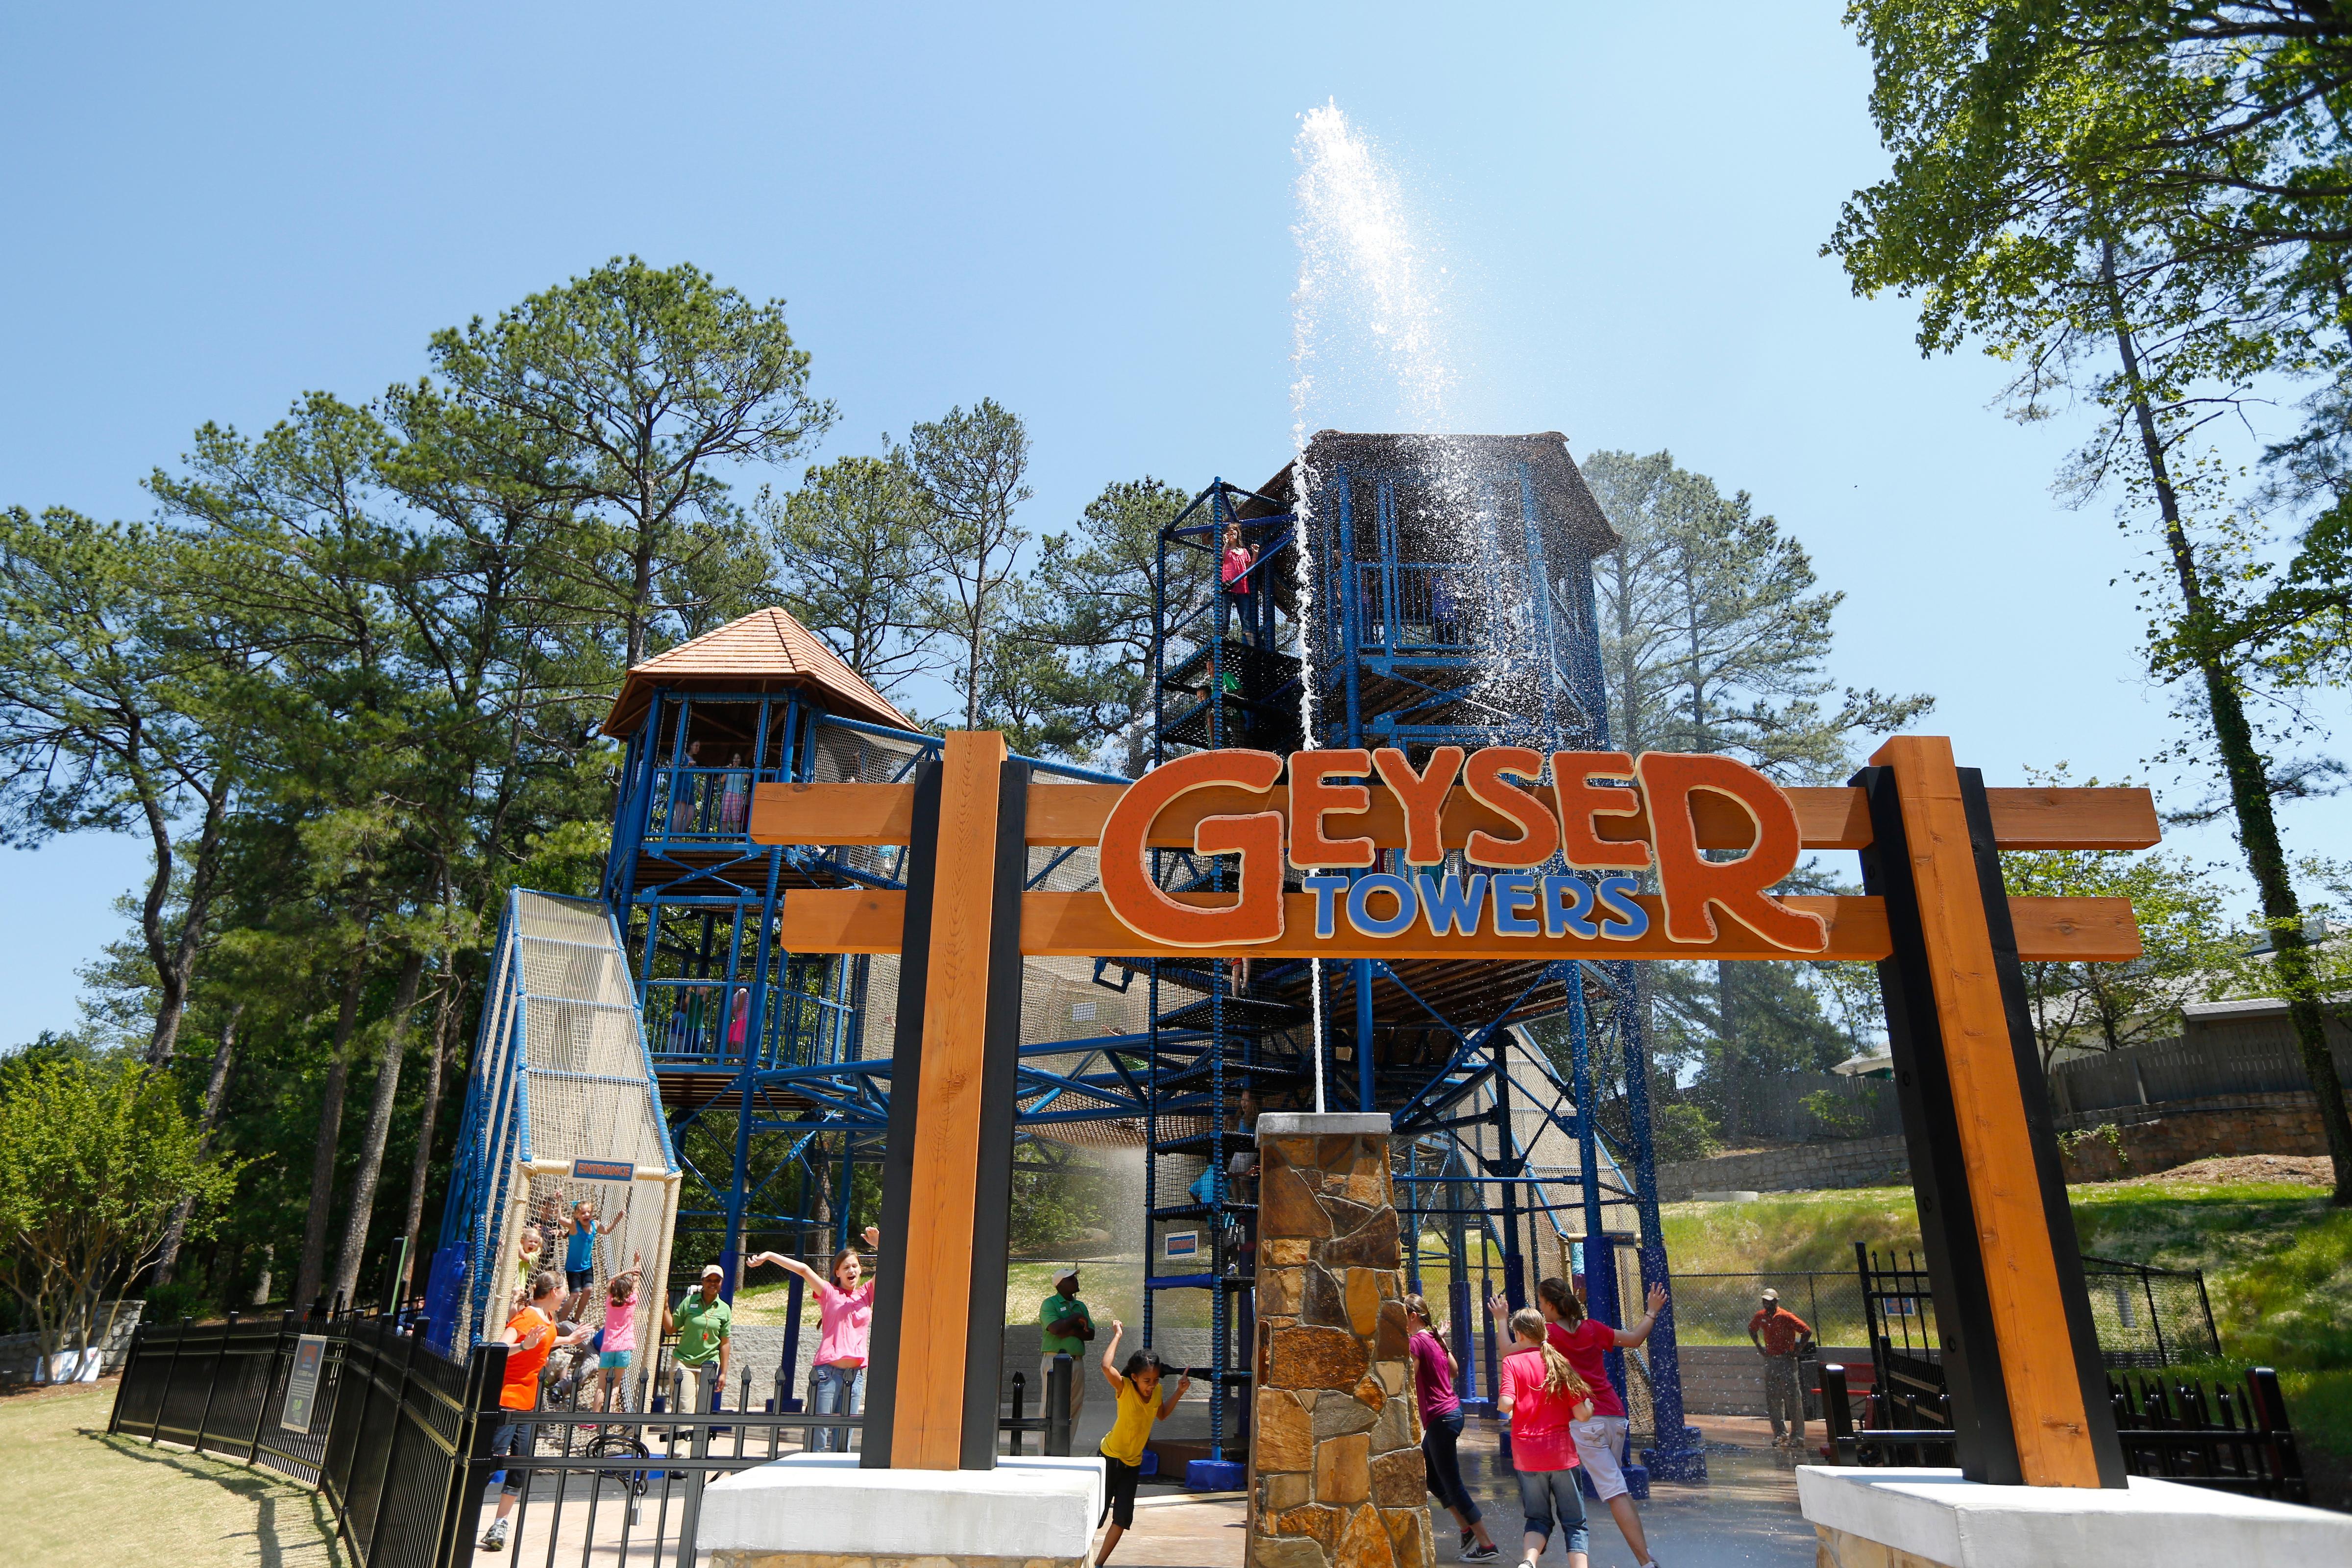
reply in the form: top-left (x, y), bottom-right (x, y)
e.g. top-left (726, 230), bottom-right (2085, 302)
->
top-left (145, 770), bottom-right (232, 1069)
top-left (2103, 242), bottom-right (2352, 1205)
top-left (250, 1243), bottom-right (274, 1308)
top-left (397, 968), bottom-right (466, 1296)
top-left (295, 947), bottom-right (373, 1311)
top-left (153, 1002), bottom-right (243, 1286)
top-left (329, 949), bottom-right (428, 1308)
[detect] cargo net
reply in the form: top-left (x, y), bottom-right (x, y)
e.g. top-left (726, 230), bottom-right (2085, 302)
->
top-left (457, 892), bottom-right (679, 1363)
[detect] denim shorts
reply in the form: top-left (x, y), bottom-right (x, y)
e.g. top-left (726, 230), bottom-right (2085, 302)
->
top-left (490, 1419), bottom-right (536, 1495)
top-left (1516, 1465), bottom-right (1590, 1553)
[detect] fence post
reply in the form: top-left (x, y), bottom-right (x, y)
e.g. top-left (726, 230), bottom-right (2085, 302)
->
top-left (436, 1342), bottom-right (510, 1568)
top-left (1045, 1354), bottom-right (1073, 1458)
top-left (2145, 1273), bottom-right (2167, 1365)
top-left (1820, 1364), bottom-right (1855, 1465)
top-left (1008, 1371), bottom-right (1027, 1456)
top-left (150, 1317), bottom-right (192, 1444)
top-left (249, 1310), bottom-right (296, 1466)
top-left (192, 1311), bottom-right (236, 1458)
top-left (106, 1318), bottom-right (145, 1436)
top-left (364, 1323), bottom-right (420, 1568)
top-left (673, 1363), bottom-right (715, 1566)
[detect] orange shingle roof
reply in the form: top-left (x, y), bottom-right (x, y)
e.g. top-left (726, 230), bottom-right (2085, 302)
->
top-left (601, 607), bottom-right (919, 736)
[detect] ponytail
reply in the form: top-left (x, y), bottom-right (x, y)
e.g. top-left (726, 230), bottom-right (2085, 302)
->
top-left (1508, 1306), bottom-right (1589, 1398)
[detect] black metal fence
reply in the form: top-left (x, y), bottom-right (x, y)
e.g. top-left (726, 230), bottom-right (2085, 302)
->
top-left (108, 1311), bottom-right (1078, 1568)
top-left (1819, 1361), bottom-right (2309, 1502)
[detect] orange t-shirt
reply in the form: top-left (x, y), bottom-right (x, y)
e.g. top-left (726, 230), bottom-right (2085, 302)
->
top-left (501, 1306), bottom-right (554, 1410)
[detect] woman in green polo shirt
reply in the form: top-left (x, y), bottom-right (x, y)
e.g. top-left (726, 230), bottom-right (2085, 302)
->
top-left (664, 1262), bottom-right (733, 1409)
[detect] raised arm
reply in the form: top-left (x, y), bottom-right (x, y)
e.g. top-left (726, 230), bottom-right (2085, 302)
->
top-left (1100, 1319), bottom-right (1126, 1392)
top-left (1615, 1283), bottom-right (1668, 1348)
top-left (1158, 1372), bottom-right (1192, 1418)
top-left (749, 1250), bottom-right (826, 1290)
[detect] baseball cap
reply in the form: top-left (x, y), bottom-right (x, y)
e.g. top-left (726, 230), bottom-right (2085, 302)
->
top-left (700, 1262), bottom-right (726, 1279)
top-left (1055, 1268), bottom-right (1080, 1287)
top-left (1761, 1287), bottom-right (1780, 1302)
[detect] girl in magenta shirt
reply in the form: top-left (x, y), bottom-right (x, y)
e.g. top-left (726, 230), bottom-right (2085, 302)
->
top-left (1497, 1307), bottom-right (1593, 1568)
top-left (750, 1225), bottom-right (881, 1452)
top-left (1405, 1295), bottom-right (1498, 1560)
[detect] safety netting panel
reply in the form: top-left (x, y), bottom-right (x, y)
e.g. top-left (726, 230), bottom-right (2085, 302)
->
top-left (458, 892), bottom-right (679, 1372)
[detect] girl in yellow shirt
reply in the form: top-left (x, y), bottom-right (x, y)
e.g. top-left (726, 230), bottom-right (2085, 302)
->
top-left (1095, 1320), bottom-right (1190, 1566)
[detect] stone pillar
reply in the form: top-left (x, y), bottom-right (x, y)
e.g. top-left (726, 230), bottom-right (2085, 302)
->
top-left (1247, 1112), bottom-right (1431, 1568)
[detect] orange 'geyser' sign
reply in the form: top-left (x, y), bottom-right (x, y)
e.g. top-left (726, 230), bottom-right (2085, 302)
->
top-left (1097, 747), bottom-right (1828, 954)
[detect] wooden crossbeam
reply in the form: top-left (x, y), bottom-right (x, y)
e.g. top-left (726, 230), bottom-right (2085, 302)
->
top-left (775, 887), bottom-right (2140, 964)
top-left (751, 779), bottom-right (2157, 854)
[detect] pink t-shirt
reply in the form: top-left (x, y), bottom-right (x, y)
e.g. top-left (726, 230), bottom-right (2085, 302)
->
top-left (601, 1295), bottom-right (637, 1353)
top-left (1222, 546), bottom-right (1252, 592)
top-left (1408, 1328), bottom-right (1457, 1421)
top-left (813, 1278), bottom-right (876, 1366)
top-left (1546, 1319), bottom-right (1625, 1419)
top-left (1500, 1348), bottom-right (1586, 1471)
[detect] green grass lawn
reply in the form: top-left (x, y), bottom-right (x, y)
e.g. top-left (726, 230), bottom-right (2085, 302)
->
top-left (1657, 1178), bottom-right (2352, 1467)
top-left (0, 1382), bottom-right (344, 1566)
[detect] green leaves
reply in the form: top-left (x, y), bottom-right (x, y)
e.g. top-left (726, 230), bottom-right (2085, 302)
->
top-left (0, 1057), bottom-right (239, 1351)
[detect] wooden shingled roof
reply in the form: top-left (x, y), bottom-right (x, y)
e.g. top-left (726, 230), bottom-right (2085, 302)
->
top-left (601, 607), bottom-right (918, 737)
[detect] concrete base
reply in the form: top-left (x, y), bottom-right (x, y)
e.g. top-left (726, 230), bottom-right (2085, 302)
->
top-left (701, 1453), bottom-right (1107, 1567)
top-left (1797, 1465), bottom-right (2352, 1568)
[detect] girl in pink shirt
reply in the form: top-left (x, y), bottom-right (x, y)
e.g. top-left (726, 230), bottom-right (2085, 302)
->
top-left (594, 1255), bottom-right (644, 1411)
top-left (1497, 1307), bottom-right (1593, 1568)
top-left (751, 1225), bottom-right (881, 1453)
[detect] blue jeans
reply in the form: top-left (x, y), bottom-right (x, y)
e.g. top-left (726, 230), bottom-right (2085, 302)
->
top-left (1516, 1467), bottom-right (1590, 1554)
top-left (1421, 1409), bottom-right (1480, 1524)
top-left (809, 1362), bottom-right (864, 1452)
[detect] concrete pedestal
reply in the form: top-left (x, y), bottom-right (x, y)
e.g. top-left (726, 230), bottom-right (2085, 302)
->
top-left (1246, 1111), bottom-right (1432, 1568)
top-left (1797, 1465), bottom-right (2352, 1568)
top-left (701, 1453), bottom-right (1106, 1568)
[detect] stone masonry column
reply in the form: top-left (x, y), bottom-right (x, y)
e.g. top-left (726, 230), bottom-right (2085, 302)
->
top-left (1246, 1112), bottom-right (1432, 1568)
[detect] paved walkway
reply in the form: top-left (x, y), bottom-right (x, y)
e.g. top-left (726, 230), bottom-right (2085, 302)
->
top-left (1099, 1415), bottom-right (1818, 1568)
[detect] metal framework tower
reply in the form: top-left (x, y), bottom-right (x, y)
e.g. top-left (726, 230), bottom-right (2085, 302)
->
top-left (435, 438), bottom-right (1699, 1482)
top-left (1139, 432), bottom-right (1702, 1479)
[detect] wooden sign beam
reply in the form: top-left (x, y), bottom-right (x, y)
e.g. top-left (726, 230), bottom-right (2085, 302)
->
top-left (750, 779), bottom-right (2159, 854)
top-left (775, 887), bottom-right (2141, 964)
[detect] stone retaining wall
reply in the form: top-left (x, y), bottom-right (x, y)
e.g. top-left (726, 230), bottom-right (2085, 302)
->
top-left (1656, 1137), bottom-right (1910, 1200)
top-left (1656, 1089), bottom-right (2330, 1197)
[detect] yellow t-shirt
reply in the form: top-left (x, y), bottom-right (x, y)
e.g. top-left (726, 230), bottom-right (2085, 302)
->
top-left (1100, 1377), bottom-right (1156, 1467)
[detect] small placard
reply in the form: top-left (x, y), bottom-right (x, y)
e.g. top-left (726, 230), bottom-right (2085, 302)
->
top-left (281, 1334), bottom-right (329, 1434)
top-left (1163, 1230), bottom-right (1199, 1261)
top-left (570, 1158), bottom-right (636, 1183)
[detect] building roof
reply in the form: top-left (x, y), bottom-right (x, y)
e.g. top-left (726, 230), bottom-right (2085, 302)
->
top-left (1248, 431), bottom-right (1623, 558)
top-left (601, 607), bottom-right (918, 737)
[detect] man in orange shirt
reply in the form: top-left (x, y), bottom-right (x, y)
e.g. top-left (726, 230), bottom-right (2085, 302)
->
top-left (1747, 1288), bottom-right (1814, 1449)
top-left (481, 1270), bottom-right (588, 1553)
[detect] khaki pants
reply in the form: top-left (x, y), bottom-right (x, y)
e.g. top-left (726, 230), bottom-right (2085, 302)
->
top-left (1041, 1354), bottom-right (1086, 1426)
top-left (1764, 1353), bottom-right (1804, 1440)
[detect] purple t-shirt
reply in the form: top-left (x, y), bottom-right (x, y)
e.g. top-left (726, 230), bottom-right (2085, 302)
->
top-left (1409, 1328), bottom-right (1457, 1421)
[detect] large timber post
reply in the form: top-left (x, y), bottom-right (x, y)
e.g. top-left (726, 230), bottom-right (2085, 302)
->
top-left (1857, 735), bottom-right (2125, 1487)
top-left (861, 732), bottom-right (1029, 1470)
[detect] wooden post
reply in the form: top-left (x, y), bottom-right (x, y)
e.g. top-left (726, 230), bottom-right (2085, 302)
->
top-left (862, 732), bottom-right (1028, 1470)
top-left (1859, 736), bottom-right (2124, 1487)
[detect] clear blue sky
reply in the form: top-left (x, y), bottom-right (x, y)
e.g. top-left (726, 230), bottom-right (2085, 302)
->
top-left (3, 4), bottom-right (2342, 1041)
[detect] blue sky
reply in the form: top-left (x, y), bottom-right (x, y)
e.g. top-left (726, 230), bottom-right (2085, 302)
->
top-left (3, 4), bottom-right (2343, 1041)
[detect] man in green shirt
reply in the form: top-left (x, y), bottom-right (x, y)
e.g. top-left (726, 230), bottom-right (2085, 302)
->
top-left (665, 1262), bottom-right (733, 1410)
top-left (1039, 1268), bottom-right (1094, 1425)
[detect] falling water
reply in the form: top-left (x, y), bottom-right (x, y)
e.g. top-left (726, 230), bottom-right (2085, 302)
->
top-left (1288, 102), bottom-right (1467, 1112)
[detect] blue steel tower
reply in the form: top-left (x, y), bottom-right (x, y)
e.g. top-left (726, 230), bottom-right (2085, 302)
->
top-left (1144, 432), bottom-right (1704, 1482)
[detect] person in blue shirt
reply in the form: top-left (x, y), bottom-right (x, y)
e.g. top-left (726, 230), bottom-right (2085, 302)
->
top-left (562, 1198), bottom-right (627, 1315)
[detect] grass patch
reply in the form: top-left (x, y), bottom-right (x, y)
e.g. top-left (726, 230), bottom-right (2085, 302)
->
top-left (0, 1382), bottom-right (344, 1566)
top-left (1657, 1177), bottom-right (2352, 1458)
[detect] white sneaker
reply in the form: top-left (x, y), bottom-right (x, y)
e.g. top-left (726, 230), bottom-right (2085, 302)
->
top-left (481, 1519), bottom-right (510, 1552)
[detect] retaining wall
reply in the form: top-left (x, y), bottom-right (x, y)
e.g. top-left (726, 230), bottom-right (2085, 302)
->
top-left (1657, 1090), bottom-right (2330, 1198)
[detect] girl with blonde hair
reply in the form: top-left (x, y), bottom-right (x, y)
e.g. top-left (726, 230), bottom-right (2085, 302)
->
top-left (1496, 1307), bottom-right (1594, 1568)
